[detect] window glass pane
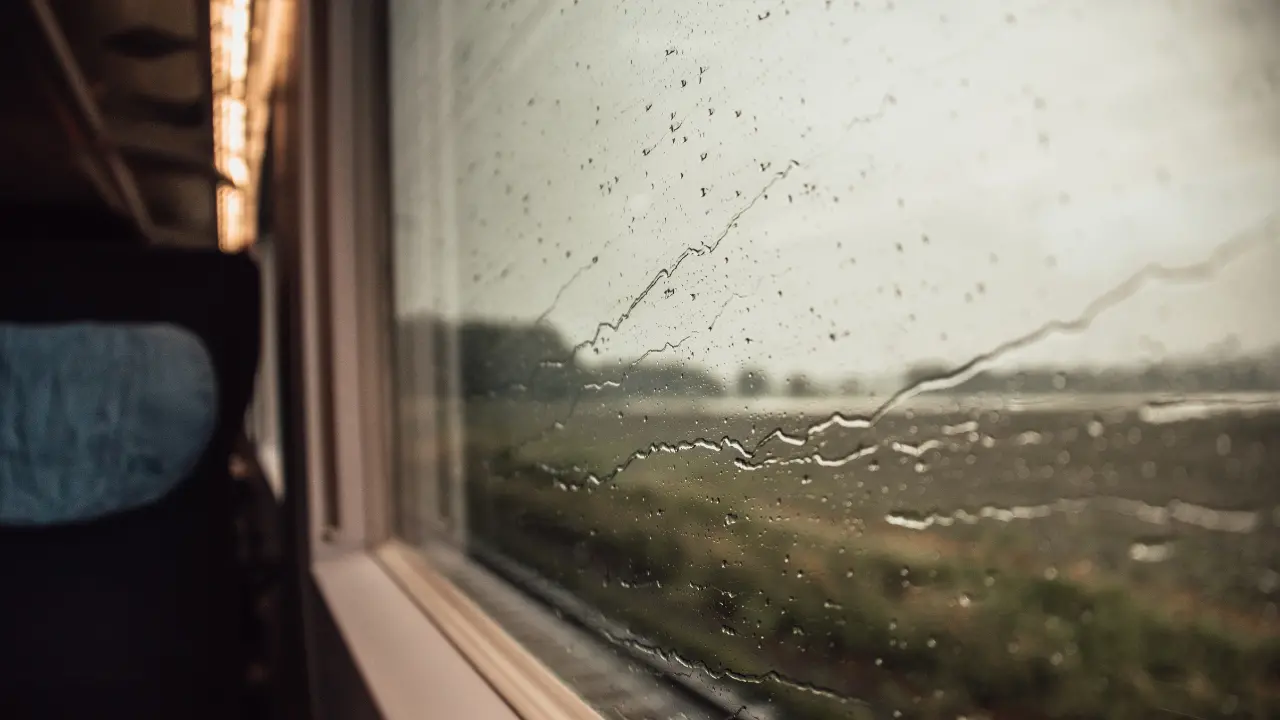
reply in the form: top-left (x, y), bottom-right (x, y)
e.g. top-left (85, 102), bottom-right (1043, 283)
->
top-left (388, 1), bottom-right (1280, 717)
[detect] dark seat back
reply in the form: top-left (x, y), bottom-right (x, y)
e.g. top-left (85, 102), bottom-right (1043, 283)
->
top-left (0, 241), bottom-right (260, 719)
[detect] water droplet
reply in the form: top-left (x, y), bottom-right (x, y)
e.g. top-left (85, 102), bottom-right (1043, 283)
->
top-left (1086, 419), bottom-right (1105, 438)
top-left (1129, 539), bottom-right (1175, 563)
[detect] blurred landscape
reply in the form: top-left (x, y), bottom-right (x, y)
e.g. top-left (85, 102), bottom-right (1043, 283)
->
top-left (399, 314), bottom-right (1280, 719)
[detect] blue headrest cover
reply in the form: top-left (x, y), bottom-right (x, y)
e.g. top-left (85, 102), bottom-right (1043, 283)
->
top-left (0, 323), bottom-right (218, 525)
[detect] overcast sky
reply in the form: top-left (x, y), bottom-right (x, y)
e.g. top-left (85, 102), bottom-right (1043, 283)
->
top-left (390, 0), bottom-right (1280, 381)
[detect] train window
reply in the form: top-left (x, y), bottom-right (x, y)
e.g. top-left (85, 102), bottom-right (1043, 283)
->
top-left (384, 1), bottom-right (1280, 717)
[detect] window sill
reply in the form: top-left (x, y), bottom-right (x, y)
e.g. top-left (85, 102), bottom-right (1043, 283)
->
top-left (313, 542), bottom-right (602, 720)
top-left (312, 549), bottom-right (520, 720)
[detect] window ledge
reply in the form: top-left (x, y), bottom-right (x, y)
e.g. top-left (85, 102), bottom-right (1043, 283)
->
top-left (372, 542), bottom-right (603, 720)
top-left (313, 550), bottom-right (520, 720)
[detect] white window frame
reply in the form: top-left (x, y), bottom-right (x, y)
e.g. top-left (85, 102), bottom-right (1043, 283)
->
top-left (284, 1), bottom-right (601, 718)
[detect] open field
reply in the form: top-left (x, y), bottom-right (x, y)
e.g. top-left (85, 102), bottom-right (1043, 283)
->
top-left (415, 393), bottom-right (1280, 718)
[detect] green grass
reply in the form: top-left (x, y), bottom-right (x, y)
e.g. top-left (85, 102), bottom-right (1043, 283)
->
top-left (454, 400), bottom-right (1280, 718)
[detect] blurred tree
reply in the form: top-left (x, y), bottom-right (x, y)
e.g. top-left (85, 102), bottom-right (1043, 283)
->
top-left (786, 373), bottom-right (816, 397)
top-left (736, 367), bottom-right (769, 396)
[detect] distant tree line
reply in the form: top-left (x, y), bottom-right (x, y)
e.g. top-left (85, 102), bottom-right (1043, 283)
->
top-left (903, 355), bottom-right (1280, 395)
top-left (398, 314), bottom-right (1280, 400)
top-left (396, 315), bottom-right (725, 400)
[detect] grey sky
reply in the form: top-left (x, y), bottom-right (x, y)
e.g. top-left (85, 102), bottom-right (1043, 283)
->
top-left (390, 0), bottom-right (1280, 381)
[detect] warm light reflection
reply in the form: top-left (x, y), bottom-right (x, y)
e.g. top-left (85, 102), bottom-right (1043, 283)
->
top-left (227, 156), bottom-right (250, 187)
top-left (212, 0), bottom-right (291, 251)
top-left (218, 185), bottom-right (244, 251)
